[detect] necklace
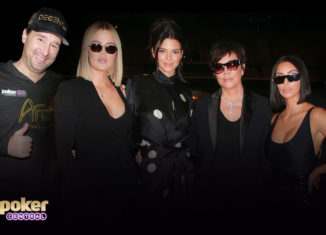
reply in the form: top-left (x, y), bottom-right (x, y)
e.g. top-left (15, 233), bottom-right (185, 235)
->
top-left (97, 83), bottom-right (108, 98)
top-left (221, 95), bottom-right (243, 114)
top-left (98, 87), bottom-right (104, 98)
top-left (94, 76), bottom-right (113, 99)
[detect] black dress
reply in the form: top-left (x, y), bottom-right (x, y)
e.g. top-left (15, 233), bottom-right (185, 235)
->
top-left (54, 77), bottom-right (138, 224)
top-left (126, 71), bottom-right (194, 219)
top-left (264, 107), bottom-right (319, 217)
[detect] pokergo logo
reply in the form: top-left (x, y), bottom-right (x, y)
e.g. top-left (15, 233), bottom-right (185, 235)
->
top-left (0, 197), bottom-right (49, 221)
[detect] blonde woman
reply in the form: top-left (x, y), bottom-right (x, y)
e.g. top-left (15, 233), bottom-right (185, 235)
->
top-left (54, 21), bottom-right (138, 225)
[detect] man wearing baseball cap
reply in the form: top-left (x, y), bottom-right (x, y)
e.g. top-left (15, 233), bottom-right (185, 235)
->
top-left (27, 7), bottom-right (69, 46)
top-left (0, 7), bottom-right (69, 206)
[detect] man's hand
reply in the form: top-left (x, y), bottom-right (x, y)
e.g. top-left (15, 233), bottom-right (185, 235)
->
top-left (7, 123), bottom-right (33, 158)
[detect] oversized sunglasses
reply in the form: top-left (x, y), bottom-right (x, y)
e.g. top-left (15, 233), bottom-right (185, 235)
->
top-left (211, 60), bottom-right (241, 74)
top-left (273, 74), bottom-right (301, 84)
top-left (89, 43), bottom-right (117, 54)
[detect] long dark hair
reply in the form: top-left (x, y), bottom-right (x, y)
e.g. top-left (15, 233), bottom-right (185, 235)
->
top-left (270, 55), bottom-right (311, 110)
top-left (147, 17), bottom-right (186, 82)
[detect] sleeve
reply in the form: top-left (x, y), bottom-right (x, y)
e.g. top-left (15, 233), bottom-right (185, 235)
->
top-left (185, 86), bottom-right (193, 115)
top-left (125, 77), bottom-right (140, 155)
top-left (0, 96), bottom-right (11, 157)
top-left (125, 77), bottom-right (136, 117)
top-left (54, 81), bottom-right (79, 195)
top-left (188, 99), bottom-right (199, 156)
top-left (259, 98), bottom-right (273, 182)
top-left (0, 136), bottom-right (9, 157)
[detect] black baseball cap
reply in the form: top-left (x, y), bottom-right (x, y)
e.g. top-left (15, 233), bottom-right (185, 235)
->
top-left (27, 7), bottom-right (69, 46)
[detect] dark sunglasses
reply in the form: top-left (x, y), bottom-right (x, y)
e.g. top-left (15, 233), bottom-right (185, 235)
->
top-left (273, 73), bottom-right (301, 84)
top-left (89, 43), bottom-right (117, 54)
top-left (211, 60), bottom-right (241, 74)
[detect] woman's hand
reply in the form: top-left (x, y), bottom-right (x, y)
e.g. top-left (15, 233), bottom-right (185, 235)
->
top-left (120, 84), bottom-right (126, 97)
top-left (308, 163), bottom-right (326, 194)
top-left (135, 150), bottom-right (142, 165)
top-left (308, 167), bottom-right (321, 194)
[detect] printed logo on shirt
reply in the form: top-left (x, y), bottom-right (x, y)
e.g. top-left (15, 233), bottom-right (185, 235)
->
top-left (18, 98), bottom-right (54, 130)
top-left (18, 99), bottom-right (53, 126)
top-left (1, 89), bottom-right (27, 97)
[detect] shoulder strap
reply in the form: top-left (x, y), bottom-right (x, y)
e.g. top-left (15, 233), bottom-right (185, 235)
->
top-left (307, 106), bottom-right (314, 115)
top-left (271, 112), bottom-right (281, 127)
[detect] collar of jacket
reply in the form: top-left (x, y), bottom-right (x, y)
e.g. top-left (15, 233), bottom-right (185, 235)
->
top-left (208, 87), bottom-right (255, 153)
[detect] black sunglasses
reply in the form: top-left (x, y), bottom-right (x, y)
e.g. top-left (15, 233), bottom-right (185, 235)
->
top-left (89, 43), bottom-right (117, 54)
top-left (273, 73), bottom-right (301, 84)
top-left (211, 60), bottom-right (241, 74)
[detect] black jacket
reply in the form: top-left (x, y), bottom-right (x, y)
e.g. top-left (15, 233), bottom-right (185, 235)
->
top-left (189, 88), bottom-right (272, 214)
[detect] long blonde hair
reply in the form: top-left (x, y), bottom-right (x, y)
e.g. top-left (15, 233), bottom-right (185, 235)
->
top-left (76, 21), bottom-right (123, 86)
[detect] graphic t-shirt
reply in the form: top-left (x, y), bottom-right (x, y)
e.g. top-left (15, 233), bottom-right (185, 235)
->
top-left (0, 61), bottom-right (64, 199)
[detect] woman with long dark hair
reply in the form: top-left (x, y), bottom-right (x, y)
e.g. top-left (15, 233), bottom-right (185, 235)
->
top-left (125, 18), bottom-right (194, 224)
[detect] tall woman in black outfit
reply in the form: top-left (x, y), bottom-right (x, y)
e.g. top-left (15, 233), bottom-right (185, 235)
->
top-left (265, 55), bottom-right (326, 218)
top-left (188, 40), bottom-right (272, 221)
top-left (54, 21), bottom-right (138, 225)
top-left (125, 18), bottom-right (193, 224)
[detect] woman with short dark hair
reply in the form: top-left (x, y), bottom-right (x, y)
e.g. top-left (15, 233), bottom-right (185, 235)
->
top-left (269, 55), bottom-right (311, 111)
top-left (265, 55), bottom-right (326, 217)
top-left (189, 40), bottom-right (272, 219)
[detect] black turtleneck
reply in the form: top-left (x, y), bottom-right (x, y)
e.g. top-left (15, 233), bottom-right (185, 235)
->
top-left (154, 69), bottom-right (176, 87)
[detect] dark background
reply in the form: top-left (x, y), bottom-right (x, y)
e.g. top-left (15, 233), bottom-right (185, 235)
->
top-left (2, 2), bottom-right (326, 98)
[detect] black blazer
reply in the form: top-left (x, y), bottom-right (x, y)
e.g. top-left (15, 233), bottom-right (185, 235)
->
top-left (189, 88), bottom-right (272, 212)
